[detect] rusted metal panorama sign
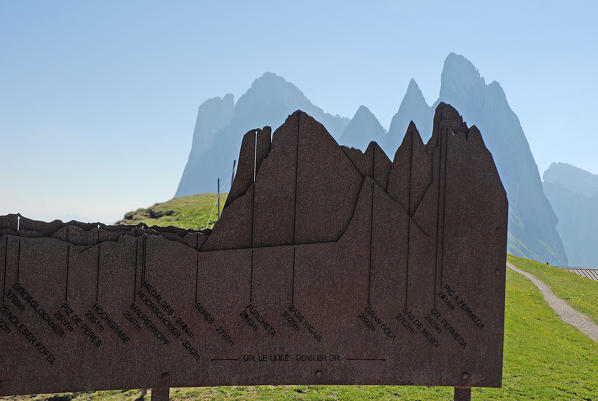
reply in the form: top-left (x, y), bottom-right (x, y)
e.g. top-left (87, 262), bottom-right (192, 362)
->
top-left (0, 103), bottom-right (507, 396)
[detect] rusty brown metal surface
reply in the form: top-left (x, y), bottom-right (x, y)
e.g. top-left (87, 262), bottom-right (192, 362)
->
top-left (0, 103), bottom-right (507, 395)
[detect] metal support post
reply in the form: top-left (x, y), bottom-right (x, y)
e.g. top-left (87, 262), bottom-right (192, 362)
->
top-left (454, 386), bottom-right (471, 401)
top-left (151, 373), bottom-right (170, 401)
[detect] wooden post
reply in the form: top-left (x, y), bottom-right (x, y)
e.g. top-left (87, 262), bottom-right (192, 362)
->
top-left (151, 373), bottom-right (170, 401)
top-left (454, 386), bottom-right (471, 401)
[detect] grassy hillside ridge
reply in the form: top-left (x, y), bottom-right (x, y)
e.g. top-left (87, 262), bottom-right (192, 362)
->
top-left (116, 193), bottom-right (227, 230)
top-left (5, 269), bottom-right (597, 400)
top-left (508, 254), bottom-right (598, 324)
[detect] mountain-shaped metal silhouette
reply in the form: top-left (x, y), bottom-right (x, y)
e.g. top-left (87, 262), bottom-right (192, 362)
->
top-left (0, 103), bottom-right (507, 395)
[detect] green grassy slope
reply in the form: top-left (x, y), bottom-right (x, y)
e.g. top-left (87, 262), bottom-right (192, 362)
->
top-left (116, 193), bottom-right (227, 230)
top-left (509, 254), bottom-right (598, 324)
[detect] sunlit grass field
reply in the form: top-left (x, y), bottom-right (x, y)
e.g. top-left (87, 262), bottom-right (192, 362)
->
top-left (508, 254), bottom-right (598, 324)
top-left (116, 193), bottom-right (227, 230)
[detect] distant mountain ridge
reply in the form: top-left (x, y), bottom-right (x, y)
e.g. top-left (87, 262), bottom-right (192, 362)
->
top-left (544, 162), bottom-right (598, 198)
top-left (175, 72), bottom-right (349, 198)
top-left (176, 54), bottom-right (568, 265)
top-left (383, 53), bottom-right (567, 265)
top-left (543, 163), bottom-right (598, 266)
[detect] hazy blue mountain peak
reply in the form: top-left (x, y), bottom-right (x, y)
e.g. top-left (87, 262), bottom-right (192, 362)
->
top-left (339, 105), bottom-right (386, 151)
top-left (350, 105), bottom-right (385, 135)
top-left (221, 93), bottom-right (235, 103)
top-left (440, 52), bottom-right (486, 101)
top-left (249, 72), bottom-right (298, 93)
top-left (385, 78), bottom-right (433, 152)
top-left (200, 93), bottom-right (234, 110)
top-left (544, 162), bottom-right (598, 198)
top-left (486, 81), bottom-right (509, 107)
top-left (231, 72), bottom-right (349, 136)
top-left (443, 52), bottom-right (484, 83)
top-left (190, 93), bottom-right (235, 151)
top-left (176, 72), bottom-right (350, 198)
top-left (175, 57), bottom-right (570, 266)
top-left (389, 52), bottom-right (567, 265)
top-left (235, 72), bottom-right (308, 112)
top-left (354, 105), bottom-right (380, 122)
top-left (256, 71), bottom-right (283, 81)
top-left (543, 162), bottom-right (598, 266)
top-left (405, 78), bottom-right (428, 106)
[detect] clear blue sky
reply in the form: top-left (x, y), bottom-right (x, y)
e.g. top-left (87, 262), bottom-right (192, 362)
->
top-left (1, 1), bottom-right (597, 223)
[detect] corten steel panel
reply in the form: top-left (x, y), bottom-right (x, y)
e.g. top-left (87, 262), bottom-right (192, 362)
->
top-left (0, 103), bottom-right (508, 396)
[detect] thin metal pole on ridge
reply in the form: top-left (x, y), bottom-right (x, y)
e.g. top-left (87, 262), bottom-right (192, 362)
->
top-left (217, 178), bottom-right (220, 220)
top-left (231, 159), bottom-right (236, 188)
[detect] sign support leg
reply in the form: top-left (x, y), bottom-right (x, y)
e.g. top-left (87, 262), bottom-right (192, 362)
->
top-left (151, 373), bottom-right (170, 401)
top-left (454, 386), bottom-right (471, 401)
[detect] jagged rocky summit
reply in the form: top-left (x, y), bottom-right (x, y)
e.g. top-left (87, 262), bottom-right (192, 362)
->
top-left (176, 72), bottom-right (349, 198)
top-left (382, 53), bottom-right (567, 265)
top-left (178, 54), bottom-right (567, 266)
top-left (213, 102), bottom-right (507, 258)
top-left (0, 104), bottom-right (507, 393)
top-left (543, 163), bottom-right (598, 267)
